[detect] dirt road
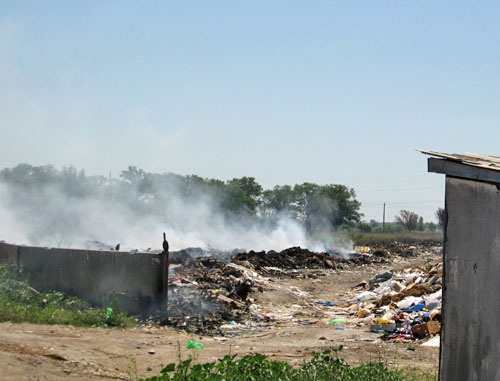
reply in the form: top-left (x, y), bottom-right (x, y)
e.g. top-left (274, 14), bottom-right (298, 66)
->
top-left (0, 251), bottom-right (440, 380)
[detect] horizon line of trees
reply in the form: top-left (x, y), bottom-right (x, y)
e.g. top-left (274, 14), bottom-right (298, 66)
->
top-left (354, 207), bottom-right (445, 234)
top-left (0, 164), bottom-right (363, 234)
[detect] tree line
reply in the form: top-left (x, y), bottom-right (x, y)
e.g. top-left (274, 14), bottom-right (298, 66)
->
top-left (0, 164), bottom-right (445, 235)
top-left (0, 164), bottom-right (362, 233)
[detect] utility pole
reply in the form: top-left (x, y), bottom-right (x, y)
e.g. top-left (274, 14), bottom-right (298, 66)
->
top-left (383, 202), bottom-right (386, 232)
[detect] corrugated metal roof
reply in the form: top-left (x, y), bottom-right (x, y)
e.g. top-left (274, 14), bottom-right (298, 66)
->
top-left (419, 150), bottom-right (500, 172)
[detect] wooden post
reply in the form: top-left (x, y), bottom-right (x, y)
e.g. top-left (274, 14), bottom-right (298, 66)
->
top-left (383, 202), bottom-right (386, 232)
top-left (164, 250), bottom-right (170, 315)
top-left (163, 232), bottom-right (170, 316)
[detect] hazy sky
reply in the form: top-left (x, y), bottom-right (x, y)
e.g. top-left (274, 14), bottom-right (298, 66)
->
top-left (1, 1), bottom-right (499, 222)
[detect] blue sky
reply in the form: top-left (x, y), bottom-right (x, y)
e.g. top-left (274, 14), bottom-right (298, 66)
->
top-left (1, 1), bottom-right (499, 221)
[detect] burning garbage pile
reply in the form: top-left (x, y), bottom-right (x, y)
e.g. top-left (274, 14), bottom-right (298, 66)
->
top-left (156, 241), bottom-right (443, 340)
top-left (163, 255), bottom-right (259, 335)
top-left (351, 262), bottom-right (443, 343)
top-left (160, 245), bottom-right (397, 335)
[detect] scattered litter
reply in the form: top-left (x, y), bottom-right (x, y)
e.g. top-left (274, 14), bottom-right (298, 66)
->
top-left (137, 242), bottom-right (441, 346)
top-left (314, 301), bottom-right (336, 307)
top-left (404, 304), bottom-right (425, 313)
top-left (105, 307), bottom-right (113, 322)
top-left (421, 335), bottom-right (440, 347)
top-left (369, 270), bottom-right (394, 285)
top-left (329, 318), bottom-right (347, 325)
top-left (186, 340), bottom-right (205, 349)
top-left (351, 258), bottom-right (442, 342)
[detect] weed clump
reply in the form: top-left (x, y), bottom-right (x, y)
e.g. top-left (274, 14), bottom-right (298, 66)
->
top-left (0, 264), bottom-right (136, 328)
top-left (142, 347), bottom-right (435, 381)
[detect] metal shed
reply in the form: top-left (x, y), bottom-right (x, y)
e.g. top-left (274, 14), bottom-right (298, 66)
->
top-left (422, 150), bottom-right (500, 381)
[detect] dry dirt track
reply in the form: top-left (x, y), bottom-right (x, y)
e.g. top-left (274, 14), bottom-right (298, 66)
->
top-left (0, 252), bottom-right (440, 380)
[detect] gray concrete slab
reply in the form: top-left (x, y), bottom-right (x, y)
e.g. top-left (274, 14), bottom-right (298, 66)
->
top-left (0, 242), bottom-right (166, 316)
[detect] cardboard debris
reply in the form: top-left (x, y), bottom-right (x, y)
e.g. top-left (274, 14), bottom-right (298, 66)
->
top-left (217, 294), bottom-right (245, 308)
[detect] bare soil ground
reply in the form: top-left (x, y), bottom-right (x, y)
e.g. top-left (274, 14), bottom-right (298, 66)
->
top-left (0, 251), bottom-right (441, 380)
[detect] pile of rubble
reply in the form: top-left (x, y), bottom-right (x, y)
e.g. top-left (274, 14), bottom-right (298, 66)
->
top-left (232, 246), bottom-right (389, 277)
top-left (163, 257), bottom-right (264, 335)
top-left (169, 247), bottom-right (237, 265)
top-left (351, 262), bottom-right (442, 342)
top-left (360, 241), bottom-right (441, 258)
top-left (233, 247), bottom-right (339, 270)
top-left (160, 243), bottom-right (442, 338)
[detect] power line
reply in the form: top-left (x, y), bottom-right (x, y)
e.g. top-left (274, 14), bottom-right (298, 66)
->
top-left (361, 200), bottom-right (442, 206)
top-left (357, 186), bottom-right (443, 192)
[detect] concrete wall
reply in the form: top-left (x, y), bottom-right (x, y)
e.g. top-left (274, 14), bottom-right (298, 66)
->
top-left (441, 177), bottom-right (500, 380)
top-left (0, 242), bottom-right (166, 316)
top-left (0, 242), bottom-right (18, 264)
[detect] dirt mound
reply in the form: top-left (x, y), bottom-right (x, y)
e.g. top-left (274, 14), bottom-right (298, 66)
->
top-left (232, 247), bottom-right (339, 270)
top-left (232, 247), bottom-right (388, 272)
top-left (169, 250), bottom-right (193, 265)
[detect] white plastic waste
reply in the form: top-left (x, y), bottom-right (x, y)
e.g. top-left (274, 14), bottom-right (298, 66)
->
top-left (423, 290), bottom-right (442, 310)
top-left (396, 296), bottom-right (424, 309)
top-left (421, 335), bottom-right (440, 347)
top-left (354, 291), bottom-right (378, 302)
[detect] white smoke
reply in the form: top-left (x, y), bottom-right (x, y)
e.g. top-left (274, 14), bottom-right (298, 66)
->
top-left (0, 168), bottom-right (353, 253)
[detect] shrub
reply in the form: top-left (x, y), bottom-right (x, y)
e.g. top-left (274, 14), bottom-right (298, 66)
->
top-left (0, 264), bottom-right (136, 328)
top-left (142, 348), bottom-right (436, 381)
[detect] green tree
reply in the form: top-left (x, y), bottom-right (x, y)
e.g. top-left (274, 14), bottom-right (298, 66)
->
top-left (119, 165), bottom-right (154, 194)
top-left (426, 222), bottom-right (437, 231)
top-left (320, 184), bottom-right (361, 227)
top-left (395, 210), bottom-right (419, 231)
top-left (293, 183), bottom-right (361, 233)
top-left (292, 182), bottom-right (320, 224)
top-left (228, 177), bottom-right (263, 200)
top-left (436, 207), bottom-right (446, 228)
top-left (261, 185), bottom-right (297, 217)
top-left (418, 216), bottom-right (424, 231)
top-left (1, 164), bottom-right (58, 187)
top-left (220, 182), bottom-right (257, 216)
top-left (357, 222), bottom-right (372, 233)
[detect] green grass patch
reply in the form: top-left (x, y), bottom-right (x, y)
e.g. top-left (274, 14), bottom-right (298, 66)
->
top-left (0, 264), bottom-right (136, 328)
top-left (142, 348), bottom-right (437, 381)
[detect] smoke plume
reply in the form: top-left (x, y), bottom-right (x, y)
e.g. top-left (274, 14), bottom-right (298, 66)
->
top-left (0, 165), bottom-right (353, 254)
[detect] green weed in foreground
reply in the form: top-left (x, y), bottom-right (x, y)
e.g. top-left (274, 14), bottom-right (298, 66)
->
top-left (0, 264), bottom-right (136, 328)
top-left (143, 348), bottom-right (436, 381)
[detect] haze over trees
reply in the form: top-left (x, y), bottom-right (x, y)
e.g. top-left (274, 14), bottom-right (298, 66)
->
top-left (0, 164), bottom-right (362, 237)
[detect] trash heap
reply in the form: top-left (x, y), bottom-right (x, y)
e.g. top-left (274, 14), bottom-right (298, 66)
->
top-left (352, 262), bottom-right (443, 342)
top-left (164, 257), bottom-right (264, 335)
top-left (160, 243), bottom-right (442, 338)
top-left (169, 247), bottom-right (238, 265)
top-left (232, 246), bottom-right (388, 277)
